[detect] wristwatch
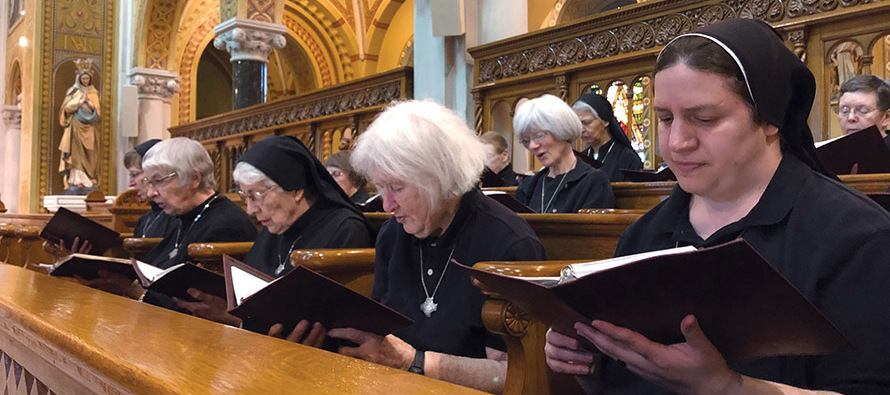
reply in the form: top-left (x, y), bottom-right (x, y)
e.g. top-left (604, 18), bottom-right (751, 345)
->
top-left (408, 349), bottom-right (425, 375)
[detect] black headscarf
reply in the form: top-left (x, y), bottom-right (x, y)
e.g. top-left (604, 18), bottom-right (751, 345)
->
top-left (660, 18), bottom-right (833, 178)
top-left (574, 93), bottom-right (635, 150)
top-left (238, 135), bottom-right (374, 233)
top-left (134, 139), bottom-right (161, 158)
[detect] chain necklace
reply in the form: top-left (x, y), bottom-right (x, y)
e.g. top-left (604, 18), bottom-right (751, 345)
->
top-left (275, 235), bottom-right (303, 276)
top-left (419, 244), bottom-right (457, 317)
top-left (593, 140), bottom-right (615, 162)
top-left (168, 194), bottom-right (220, 260)
top-left (140, 210), bottom-right (163, 238)
top-left (540, 172), bottom-right (568, 213)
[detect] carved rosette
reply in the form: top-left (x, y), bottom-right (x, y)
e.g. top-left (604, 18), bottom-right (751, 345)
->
top-left (213, 18), bottom-right (286, 63)
top-left (584, 31), bottom-right (620, 60)
top-left (129, 67), bottom-right (181, 102)
top-left (655, 15), bottom-right (694, 45)
top-left (619, 23), bottom-right (656, 53)
top-left (502, 302), bottom-right (532, 337)
top-left (739, 0), bottom-right (785, 21)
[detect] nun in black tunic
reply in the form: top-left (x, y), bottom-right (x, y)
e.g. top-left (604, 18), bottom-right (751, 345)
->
top-left (175, 136), bottom-right (375, 335)
top-left (572, 93), bottom-right (644, 182)
top-left (544, 18), bottom-right (890, 394)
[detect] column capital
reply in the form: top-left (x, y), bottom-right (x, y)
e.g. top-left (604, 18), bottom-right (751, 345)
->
top-left (213, 17), bottom-right (286, 63)
top-left (128, 68), bottom-right (181, 102)
top-left (2, 105), bottom-right (21, 127)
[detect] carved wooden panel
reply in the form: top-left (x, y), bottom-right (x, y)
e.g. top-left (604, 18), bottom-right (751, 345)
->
top-left (0, 351), bottom-right (56, 395)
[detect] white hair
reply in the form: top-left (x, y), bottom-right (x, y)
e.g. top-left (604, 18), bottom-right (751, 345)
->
top-left (351, 100), bottom-right (485, 213)
top-left (233, 162), bottom-right (279, 189)
top-left (142, 137), bottom-right (217, 190)
top-left (514, 94), bottom-right (582, 147)
top-left (570, 100), bottom-right (601, 119)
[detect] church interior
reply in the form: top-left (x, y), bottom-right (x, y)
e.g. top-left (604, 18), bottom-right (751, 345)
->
top-left (0, 0), bottom-right (889, 393)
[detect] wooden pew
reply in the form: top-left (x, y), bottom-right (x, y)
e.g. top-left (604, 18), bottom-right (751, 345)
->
top-left (188, 241), bottom-right (254, 273)
top-left (291, 248), bottom-right (376, 296)
top-left (840, 173), bottom-right (890, 194)
top-left (0, 264), bottom-right (478, 394)
top-left (109, 189), bottom-right (150, 233)
top-left (0, 224), bottom-right (22, 265)
top-left (14, 225), bottom-right (57, 268)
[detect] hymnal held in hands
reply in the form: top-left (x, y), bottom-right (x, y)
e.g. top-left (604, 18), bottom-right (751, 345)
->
top-left (456, 239), bottom-right (850, 361)
top-left (815, 125), bottom-right (890, 175)
top-left (39, 207), bottom-right (120, 255)
top-left (50, 253), bottom-right (138, 281)
top-left (223, 255), bottom-right (413, 335)
top-left (132, 260), bottom-right (225, 301)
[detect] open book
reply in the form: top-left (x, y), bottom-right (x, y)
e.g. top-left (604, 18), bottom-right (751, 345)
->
top-left (815, 125), bottom-right (890, 175)
top-left (620, 167), bottom-right (676, 182)
top-left (223, 255), bottom-right (413, 335)
top-left (454, 239), bottom-right (850, 361)
top-left (50, 253), bottom-right (138, 281)
top-left (358, 194), bottom-right (384, 212)
top-left (482, 190), bottom-right (534, 213)
top-left (39, 207), bottom-right (121, 255)
top-left (132, 260), bottom-right (225, 301)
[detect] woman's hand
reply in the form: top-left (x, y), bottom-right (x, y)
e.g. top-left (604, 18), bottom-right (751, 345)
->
top-left (327, 328), bottom-right (414, 370)
top-left (544, 327), bottom-right (597, 375)
top-left (76, 269), bottom-right (144, 299)
top-left (175, 289), bottom-right (241, 326)
top-left (578, 315), bottom-right (741, 394)
top-left (269, 320), bottom-right (326, 348)
top-left (57, 236), bottom-right (92, 256)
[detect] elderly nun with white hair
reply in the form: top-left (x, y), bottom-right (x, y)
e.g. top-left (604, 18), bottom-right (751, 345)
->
top-left (514, 94), bottom-right (614, 213)
top-left (175, 135), bottom-right (374, 344)
top-left (79, 137), bottom-right (257, 310)
top-left (324, 100), bottom-right (545, 394)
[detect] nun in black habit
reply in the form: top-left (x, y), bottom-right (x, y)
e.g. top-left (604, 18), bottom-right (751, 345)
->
top-left (544, 18), bottom-right (890, 394)
top-left (571, 93), bottom-right (644, 182)
top-left (176, 135), bottom-right (375, 335)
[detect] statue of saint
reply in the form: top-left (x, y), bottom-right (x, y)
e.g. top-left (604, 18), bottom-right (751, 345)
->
top-left (58, 70), bottom-right (100, 193)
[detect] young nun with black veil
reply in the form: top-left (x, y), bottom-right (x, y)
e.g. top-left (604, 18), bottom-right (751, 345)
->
top-left (544, 18), bottom-right (890, 394)
top-left (572, 93), bottom-right (644, 182)
top-left (176, 135), bottom-right (375, 335)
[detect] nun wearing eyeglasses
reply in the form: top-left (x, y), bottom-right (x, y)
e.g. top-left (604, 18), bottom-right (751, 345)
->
top-left (545, 18), bottom-right (890, 394)
top-left (572, 93), bottom-right (643, 182)
top-left (514, 94), bottom-right (614, 213)
top-left (78, 137), bottom-right (257, 308)
top-left (176, 135), bottom-right (375, 339)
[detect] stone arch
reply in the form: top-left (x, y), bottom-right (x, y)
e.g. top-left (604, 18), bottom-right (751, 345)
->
top-left (285, 0), bottom-right (359, 81)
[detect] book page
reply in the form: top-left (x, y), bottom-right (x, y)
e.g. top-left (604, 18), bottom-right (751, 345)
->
top-left (563, 245), bottom-right (697, 281)
top-left (230, 265), bottom-right (271, 305)
top-left (814, 134), bottom-right (845, 148)
top-left (133, 260), bottom-right (166, 282)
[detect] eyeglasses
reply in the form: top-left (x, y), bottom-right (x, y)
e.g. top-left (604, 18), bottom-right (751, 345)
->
top-left (237, 185), bottom-right (279, 204)
top-left (837, 105), bottom-right (876, 117)
top-left (520, 131), bottom-right (550, 147)
top-left (143, 172), bottom-right (178, 190)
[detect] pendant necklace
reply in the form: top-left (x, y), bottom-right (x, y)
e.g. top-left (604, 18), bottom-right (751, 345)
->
top-left (140, 211), bottom-right (163, 238)
top-left (597, 140), bottom-right (615, 163)
top-left (540, 172), bottom-right (568, 213)
top-left (419, 244), bottom-right (457, 317)
top-left (168, 194), bottom-right (220, 260)
top-left (275, 236), bottom-right (302, 276)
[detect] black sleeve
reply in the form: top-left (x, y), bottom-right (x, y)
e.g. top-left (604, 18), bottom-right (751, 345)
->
top-left (369, 219), bottom-right (396, 302)
top-left (576, 171), bottom-right (615, 209)
top-left (325, 217), bottom-right (373, 249)
top-left (515, 175), bottom-right (535, 206)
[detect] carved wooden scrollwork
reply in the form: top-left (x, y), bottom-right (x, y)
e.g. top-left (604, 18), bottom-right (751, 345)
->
top-left (740, 0), bottom-right (785, 21)
top-left (584, 31), bottom-right (620, 60)
top-left (788, 28), bottom-right (809, 63)
top-left (555, 75), bottom-right (568, 102)
top-left (655, 14), bottom-right (694, 45)
top-left (528, 46), bottom-right (557, 73)
top-left (697, 4), bottom-right (736, 28)
top-left (556, 38), bottom-right (587, 66)
top-left (619, 23), bottom-right (656, 53)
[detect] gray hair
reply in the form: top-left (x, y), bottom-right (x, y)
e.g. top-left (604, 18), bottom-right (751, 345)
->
top-left (570, 100), bottom-right (602, 120)
top-left (514, 94), bottom-right (582, 148)
top-left (233, 161), bottom-right (279, 189)
top-left (142, 137), bottom-right (217, 191)
top-left (351, 100), bottom-right (485, 213)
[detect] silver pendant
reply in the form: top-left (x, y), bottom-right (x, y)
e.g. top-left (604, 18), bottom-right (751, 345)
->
top-left (420, 297), bottom-right (437, 317)
top-left (168, 248), bottom-right (179, 259)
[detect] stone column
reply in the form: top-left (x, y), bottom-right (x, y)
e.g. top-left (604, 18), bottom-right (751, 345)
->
top-left (129, 68), bottom-right (181, 142)
top-left (2, 106), bottom-right (21, 213)
top-left (213, 18), bottom-right (286, 109)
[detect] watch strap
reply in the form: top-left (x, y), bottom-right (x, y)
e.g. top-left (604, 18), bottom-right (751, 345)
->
top-left (407, 349), bottom-right (425, 375)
